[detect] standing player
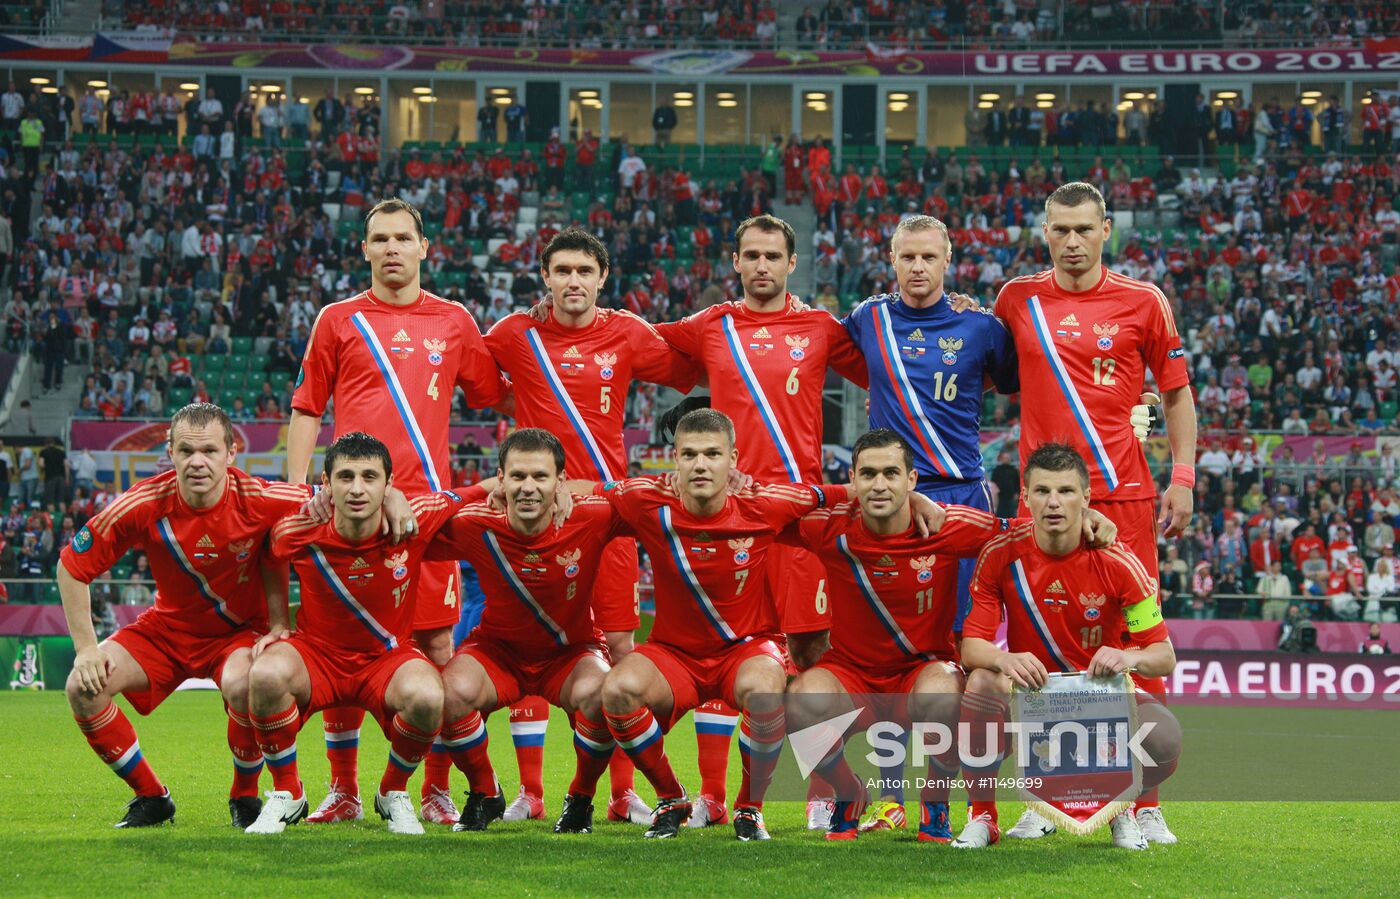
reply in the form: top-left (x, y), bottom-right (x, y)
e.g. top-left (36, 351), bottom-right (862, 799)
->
top-left (426, 429), bottom-right (619, 834)
top-left (840, 214), bottom-right (1018, 831)
top-left (655, 214), bottom-right (869, 829)
top-left (982, 182), bottom-right (1196, 843)
top-left (287, 197), bottom-right (511, 825)
top-left (244, 433), bottom-right (472, 835)
top-left (955, 442), bottom-right (1181, 851)
top-left (485, 228), bottom-right (699, 824)
top-left (58, 403), bottom-right (307, 828)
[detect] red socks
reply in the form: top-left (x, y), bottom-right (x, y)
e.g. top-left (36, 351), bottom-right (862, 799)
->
top-left (606, 707), bottom-right (683, 800)
top-left (959, 690), bottom-right (1008, 824)
top-left (693, 699), bottom-right (738, 803)
top-left (380, 714), bottom-right (439, 794)
top-left (76, 703), bottom-right (164, 797)
top-left (321, 706), bottom-right (364, 794)
top-left (252, 702), bottom-right (304, 800)
top-left (569, 713), bottom-right (616, 798)
top-left (509, 697), bottom-right (550, 797)
top-left (442, 710), bottom-right (497, 795)
top-left (226, 708), bottom-right (265, 798)
top-left (736, 704), bottom-right (785, 809)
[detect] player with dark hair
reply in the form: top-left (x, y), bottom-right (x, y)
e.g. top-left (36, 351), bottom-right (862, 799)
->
top-left (653, 213), bottom-right (870, 830)
top-left (286, 197), bottom-right (511, 825)
top-left (594, 410), bottom-right (940, 841)
top-left (977, 181), bottom-right (1197, 843)
top-left (425, 428), bottom-right (622, 834)
top-left (954, 442), bottom-right (1180, 851)
top-left (486, 226), bottom-right (699, 825)
top-left (58, 404), bottom-right (311, 828)
top-left (242, 432), bottom-right (480, 835)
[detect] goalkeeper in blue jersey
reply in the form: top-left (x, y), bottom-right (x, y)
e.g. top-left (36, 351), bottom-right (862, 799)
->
top-left (839, 214), bottom-right (1020, 832)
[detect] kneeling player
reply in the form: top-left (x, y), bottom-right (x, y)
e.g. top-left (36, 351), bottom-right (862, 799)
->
top-left (59, 403), bottom-right (312, 828)
top-left (955, 442), bottom-right (1181, 851)
top-left (244, 433), bottom-right (471, 834)
top-left (425, 429), bottom-right (620, 834)
top-left (597, 410), bottom-right (911, 841)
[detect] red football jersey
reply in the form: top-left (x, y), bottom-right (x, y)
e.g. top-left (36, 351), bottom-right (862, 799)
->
top-left (963, 522), bottom-right (1170, 672)
top-left (485, 308), bottom-right (699, 480)
top-left (597, 478), bottom-right (848, 655)
top-left (269, 491), bottom-right (466, 654)
top-left (656, 297), bottom-right (869, 484)
top-left (60, 468), bottom-right (310, 637)
top-left (292, 289), bottom-right (509, 494)
top-left (794, 503), bottom-right (1009, 667)
top-left (425, 494), bottom-right (619, 651)
top-left (994, 268), bottom-right (1189, 501)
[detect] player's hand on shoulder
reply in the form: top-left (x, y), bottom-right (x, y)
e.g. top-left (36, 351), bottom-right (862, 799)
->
top-left (725, 467), bottom-right (753, 495)
top-left (1083, 508), bottom-right (1117, 548)
top-left (72, 645), bottom-right (114, 694)
top-left (947, 292), bottom-right (983, 314)
top-left (787, 294), bottom-right (811, 313)
top-left (300, 487), bottom-right (333, 524)
top-left (253, 628), bottom-right (291, 659)
top-left (527, 297), bottom-right (554, 322)
top-left (909, 493), bottom-right (946, 537)
top-left (381, 488), bottom-right (419, 544)
top-left (552, 487), bottom-right (575, 527)
top-left (1086, 646), bottom-right (1130, 677)
top-left (997, 651), bottom-right (1048, 689)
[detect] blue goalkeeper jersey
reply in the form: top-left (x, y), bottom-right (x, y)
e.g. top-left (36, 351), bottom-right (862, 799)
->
top-left (843, 292), bottom-right (1019, 483)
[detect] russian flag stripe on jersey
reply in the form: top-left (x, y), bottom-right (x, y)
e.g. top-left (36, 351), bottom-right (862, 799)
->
top-left (307, 544), bottom-right (398, 651)
top-left (836, 534), bottom-right (929, 659)
top-left (349, 311), bottom-right (443, 491)
top-left (658, 505), bottom-right (737, 643)
top-left (1010, 559), bottom-right (1074, 672)
top-left (873, 304), bottom-right (963, 479)
top-left (523, 327), bottom-right (614, 481)
top-left (155, 517), bottom-right (241, 628)
top-left (482, 530), bottom-right (569, 646)
top-left (1024, 296), bottom-right (1120, 492)
top-left (720, 316), bottom-right (801, 483)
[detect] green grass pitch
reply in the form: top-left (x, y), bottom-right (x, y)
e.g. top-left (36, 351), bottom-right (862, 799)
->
top-left (4, 691), bottom-right (1399, 896)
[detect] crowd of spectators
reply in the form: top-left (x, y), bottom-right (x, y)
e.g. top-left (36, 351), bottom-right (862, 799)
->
top-left (1230, 1), bottom-right (1399, 47)
top-left (0, 62), bottom-right (1397, 621)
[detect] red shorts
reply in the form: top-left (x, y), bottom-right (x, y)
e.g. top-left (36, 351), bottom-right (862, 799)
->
top-left (287, 632), bottom-right (430, 734)
top-left (592, 537), bottom-right (640, 633)
top-left (636, 637), bottom-right (786, 732)
top-left (768, 543), bottom-right (831, 634)
top-left (457, 634), bottom-right (609, 708)
top-left (814, 654), bottom-right (961, 697)
top-left (1094, 498), bottom-right (1159, 573)
top-left (412, 559), bottom-right (461, 631)
top-left (109, 609), bottom-right (257, 716)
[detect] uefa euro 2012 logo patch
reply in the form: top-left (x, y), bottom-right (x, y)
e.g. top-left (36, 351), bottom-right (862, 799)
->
top-left (72, 526), bottom-right (93, 553)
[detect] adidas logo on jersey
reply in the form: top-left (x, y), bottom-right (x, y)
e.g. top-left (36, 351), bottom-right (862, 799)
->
top-left (1058, 314), bottom-right (1079, 327)
top-left (392, 329), bottom-right (411, 343)
top-left (563, 345), bottom-right (583, 358)
top-left (1046, 579), bottom-right (1066, 594)
top-left (752, 327), bottom-right (772, 339)
top-left (907, 328), bottom-right (925, 342)
top-left (875, 554), bottom-right (896, 567)
top-left (196, 534), bottom-right (215, 548)
top-left (524, 551), bottom-right (544, 564)
top-left (694, 532), bottom-right (712, 543)
top-left (350, 557), bottom-right (369, 570)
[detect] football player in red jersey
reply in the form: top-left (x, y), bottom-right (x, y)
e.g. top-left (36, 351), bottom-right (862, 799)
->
top-left (955, 442), bottom-right (1181, 851)
top-left (485, 228), bottom-right (698, 824)
top-left (985, 182), bottom-right (1196, 843)
top-left (287, 198), bottom-right (511, 825)
top-left (654, 214), bottom-right (869, 830)
top-left (426, 429), bottom-right (620, 834)
top-left (58, 403), bottom-right (309, 829)
top-left (244, 432), bottom-right (473, 835)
